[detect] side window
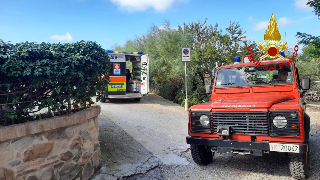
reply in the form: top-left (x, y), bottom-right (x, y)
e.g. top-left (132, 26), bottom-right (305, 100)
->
top-left (216, 75), bottom-right (222, 87)
top-left (216, 73), bottom-right (229, 87)
top-left (287, 71), bottom-right (294, 83)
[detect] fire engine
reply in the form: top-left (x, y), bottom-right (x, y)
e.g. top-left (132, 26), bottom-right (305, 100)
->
top-left (186, 14), bottom-right (311, 179)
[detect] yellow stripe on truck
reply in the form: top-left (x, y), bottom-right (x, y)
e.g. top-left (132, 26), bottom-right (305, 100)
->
top-left (108, 82), bottom-right (126, 92)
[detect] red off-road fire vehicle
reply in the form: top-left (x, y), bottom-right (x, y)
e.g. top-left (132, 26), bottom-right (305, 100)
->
top-left (186, 59), bottom-right (311, 179)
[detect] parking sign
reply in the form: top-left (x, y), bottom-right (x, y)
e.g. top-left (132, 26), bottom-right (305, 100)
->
top-left (182, 48), bottom-right (190, 62)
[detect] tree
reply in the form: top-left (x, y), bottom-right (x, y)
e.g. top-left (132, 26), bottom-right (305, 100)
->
top-left (295, 0), bottom-right (320, 89)
top-left (0, 39), bottom-right (12, 45)
top-left (113, 20), bottom-right (247, 106)
top-left (181, 20), bottom-right (246, 104)
top-left (296, 0), bottom-right (320, 51)
top-left (297, 44), bottom-right (320, 61)
top-left (295, 59), bottom-right (320, 83)
top-left (308, 0), bottom-right (320, 18)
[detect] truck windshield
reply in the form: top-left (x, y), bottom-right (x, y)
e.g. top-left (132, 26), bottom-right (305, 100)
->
top-left (215, 63), bottom-right (294, 87)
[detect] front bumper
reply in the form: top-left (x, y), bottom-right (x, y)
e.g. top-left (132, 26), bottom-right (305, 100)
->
top-left (186, 136), bottom-right (307, 154)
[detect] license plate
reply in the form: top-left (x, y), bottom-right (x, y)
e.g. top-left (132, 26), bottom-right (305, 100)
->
top-left (269, 143), bottom-right (300, 153)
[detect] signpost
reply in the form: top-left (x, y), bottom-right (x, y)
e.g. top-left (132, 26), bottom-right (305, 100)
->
top-left (203, 70), bottom-right (212, 94)
top-left (182, 48), bottom-right (190, 111)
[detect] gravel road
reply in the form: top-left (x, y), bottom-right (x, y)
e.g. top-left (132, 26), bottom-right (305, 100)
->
top-left (92, 94), bottom-right (320, 180)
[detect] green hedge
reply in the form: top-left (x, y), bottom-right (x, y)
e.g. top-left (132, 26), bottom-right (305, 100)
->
top-left (157, 74), bottom-right (184, 101)
top-left (0, 41), bottom-right (111, 125)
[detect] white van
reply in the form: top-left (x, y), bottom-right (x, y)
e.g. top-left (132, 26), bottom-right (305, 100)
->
top-left (101, 50), bottom-right (149, 102)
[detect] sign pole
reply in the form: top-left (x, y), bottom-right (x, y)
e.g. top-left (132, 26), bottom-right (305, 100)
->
top-left (182, 47), bottom-right (190, 111)
top-left (185, 61), bottom-right (188, 111)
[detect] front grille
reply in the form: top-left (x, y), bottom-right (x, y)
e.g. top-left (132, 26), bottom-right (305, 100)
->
top-left (212, 112), bottom-right (269, 135)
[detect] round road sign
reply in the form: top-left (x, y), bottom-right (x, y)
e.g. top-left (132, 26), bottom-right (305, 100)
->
top-left (183, 49), bottom-right (189, 55)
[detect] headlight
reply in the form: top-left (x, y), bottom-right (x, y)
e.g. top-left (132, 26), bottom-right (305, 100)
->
top-left (273, 116), bottom-right (287, 128)
top-left (199, 115), bottom-right (210, 126)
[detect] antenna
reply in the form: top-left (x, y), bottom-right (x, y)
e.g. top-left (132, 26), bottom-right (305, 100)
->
top-left (285, 32), bottom-right (286, 41)
top-left (237, 45), bottom-right (242, 53)
top-left (236, 40), bottom-right (242, 53)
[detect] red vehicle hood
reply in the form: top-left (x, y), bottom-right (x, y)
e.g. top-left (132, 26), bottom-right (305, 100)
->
top-left (211, 94), bottom-right (291, 109)
top-left (190, 102), bottom-right (212, 110)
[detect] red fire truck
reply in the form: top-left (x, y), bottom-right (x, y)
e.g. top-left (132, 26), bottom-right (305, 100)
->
top-left (186, 58), bottom-right (310, 179)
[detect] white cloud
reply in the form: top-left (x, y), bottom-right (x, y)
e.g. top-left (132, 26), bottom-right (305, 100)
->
top-left (294, 0), bottom-right (313, 12)
top-left (158, 25), bottom-right (169, 30)
top-left (50, 32), bottom-right (73, 41)
top-left (110, 0), bottom-right (175, 12)
top-left (247, 16), bottom-right (254, 22)
top-left (253, 21), bottom-right (268, 31)
top-left (278, 17), bottom-right (294, 27)
top-left (158, 25), bottom-right (178, 31)
top-left (252, 16), bottom-right (295, 31)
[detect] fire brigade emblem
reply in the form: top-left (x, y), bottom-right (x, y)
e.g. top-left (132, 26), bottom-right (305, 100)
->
top-left (257, 13), bottom-right (288, 60)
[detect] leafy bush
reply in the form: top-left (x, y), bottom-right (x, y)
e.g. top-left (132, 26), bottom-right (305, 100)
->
top-left (295, 59), bottom-right (320, 82)
top-left (158, 74), bottom-right (184, 101)
top-left (174, 92), bottom-right (185, 105)
top-left (0, 41), bottom-right (111, 125)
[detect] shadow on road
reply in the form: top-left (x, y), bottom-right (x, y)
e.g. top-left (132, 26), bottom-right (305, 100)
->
top-left (102, 93), bottom-right (184, 108)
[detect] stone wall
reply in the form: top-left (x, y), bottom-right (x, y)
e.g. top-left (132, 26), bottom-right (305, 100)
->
top-left (0, 105), bottom-right (101, 180)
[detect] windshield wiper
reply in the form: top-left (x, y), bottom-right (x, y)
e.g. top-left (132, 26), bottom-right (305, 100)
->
top-left (268, 81), bottom-right (275, 86)
top-left (220, 83), bottom-right (242, 88)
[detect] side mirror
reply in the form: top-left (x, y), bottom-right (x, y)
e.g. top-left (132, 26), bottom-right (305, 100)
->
top-left (301, 78), bottom-right (310, 90)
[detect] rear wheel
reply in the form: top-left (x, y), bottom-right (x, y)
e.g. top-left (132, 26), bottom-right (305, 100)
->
top-left (101, 96), bottom-right (111, 103)
top-left (289, 143), bottom-right (309, 180)
top-left (100, 97), bottom-right (106, 103)
top-left (190, 144), bottom-right (213, 165)
top-left (134, 98), bottom-right (141, 102)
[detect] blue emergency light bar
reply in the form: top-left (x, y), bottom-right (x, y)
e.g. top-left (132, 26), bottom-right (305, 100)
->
top-left (106, 50), bottom-right (114, 53)
top-left (234, 56), bottom-right (241, 63)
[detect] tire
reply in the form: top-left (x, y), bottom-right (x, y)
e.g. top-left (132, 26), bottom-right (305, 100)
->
top-left (190, 144), bottom-right (213, 165)
top-left (304, 113), bottom-right (310, 142)
top-left (100, 97), bottom-right (106, 103)
top-left (134, 98), bottom-right (141, 102)
top-left (289, 144), bottom-right (309, 180)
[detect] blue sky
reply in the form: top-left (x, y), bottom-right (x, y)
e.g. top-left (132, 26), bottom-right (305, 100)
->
top-left (0, 0), bottom-right (319, 53)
